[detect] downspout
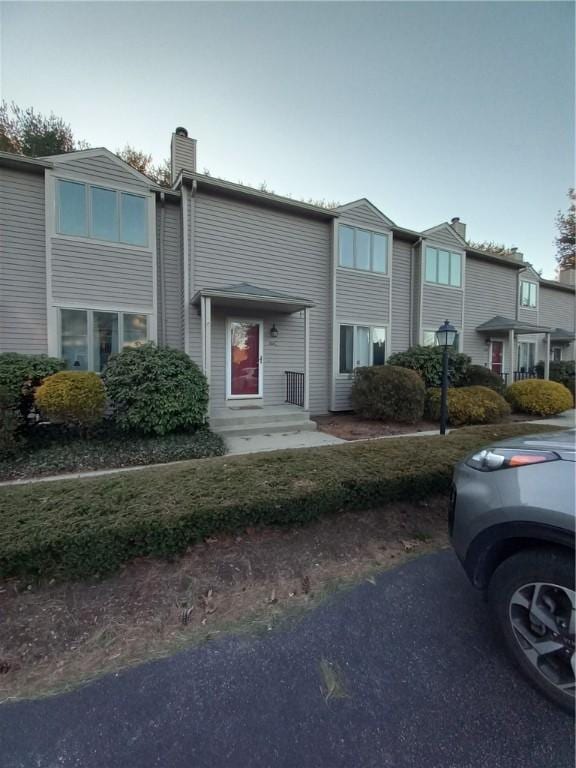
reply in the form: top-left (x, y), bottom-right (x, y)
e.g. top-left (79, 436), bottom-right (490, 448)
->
top-left (158, 192), bottom-right (167, 345)
top-left (410, 238), bottom-right (423, 346)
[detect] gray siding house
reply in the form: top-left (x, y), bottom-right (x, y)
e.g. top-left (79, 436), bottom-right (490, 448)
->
top-left (1, 128), bottom-right (574, 433)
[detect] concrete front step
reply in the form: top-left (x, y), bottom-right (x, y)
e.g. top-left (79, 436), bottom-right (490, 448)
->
top-left (210, 405), bottom-right (310, 429)
top-left (213, 420), bottom-right (317, 437)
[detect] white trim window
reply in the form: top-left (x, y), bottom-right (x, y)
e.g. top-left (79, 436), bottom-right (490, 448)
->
top-left (59, 308), bottom-right (149, 372)
top-left (424, 246), bottom-right (462, 287)
top-left (517, 341), bottom-right (536, 372)
top-left (422, 328), bottom-right (460, 350)
top-left (339, 225), bottom-right (389, 274)
top-left (552, 346), bottom-right (563, 362)
top-left (520, 280), bottom-right (538, 308)
top-left (339, 325), bottom-right (386, 373)
top-left (56, 179), bottom-right (148, 247)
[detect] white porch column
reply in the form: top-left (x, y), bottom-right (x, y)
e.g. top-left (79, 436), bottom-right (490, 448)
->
top-left (544, 332), bottom-right (551, 380)
top-left (508, 329), bottom-right (515, 385)
top-left (304, 307), bottom-right (310, 411)
top-left (201, 296), bottom-right (212, 388)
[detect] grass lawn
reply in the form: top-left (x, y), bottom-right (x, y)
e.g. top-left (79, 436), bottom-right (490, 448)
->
top-left (0, 422), bottom-right (558, 583)
top-left (0, 426), bottom-right (225, 481)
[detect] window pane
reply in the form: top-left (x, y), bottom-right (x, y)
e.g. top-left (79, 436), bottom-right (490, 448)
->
top-left (339, 325), bottom-right (354, 373)
top-left (57, 180), bottom-right (87, 236)
top-left (356, 326), bottom-right (370, 367)
top-left (355, 230), bottom-right (371, 270)
top-left (372, 327), bottom-right (386, 365)
top-left (437, 250), bottom-right (450, 284)
top-left (94, 312), bottom-right (118, 372)
top-left (449, 252), bottom-right (461, 287)
top-left (530, 283), bottom-right (537, 307)
top-left (425, 248), bottom-right (437, 282)
top-left (91, 187), bottom-right (118, 241)
top-left (123, 313), bottom-right (148, 347)
top-left (422, 330), bottom-right (437, 347)
top-left (61, 309), bottom-right (88, 370)
top-left (121, 193), bottom-right (147, 245)
top-left (339, 226), bottom-right (354, 267)
top-left (372, 234), bottom-right (388, 273)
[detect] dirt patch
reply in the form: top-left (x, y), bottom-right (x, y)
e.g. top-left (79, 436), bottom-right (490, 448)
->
top-left (0, 496), bottom-right (449, 701)
top-left (314, 412), bottom-right (543, 440)
top-left (314, 413), bottom-right (439, 440)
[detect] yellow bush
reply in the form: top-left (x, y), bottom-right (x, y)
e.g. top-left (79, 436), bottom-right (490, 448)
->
top-left (505, 379), bottom-right (573, 417)
top-left (35, 372), bottom-right (106, 427)
top-left (427, 385), bottom-right (511, 426)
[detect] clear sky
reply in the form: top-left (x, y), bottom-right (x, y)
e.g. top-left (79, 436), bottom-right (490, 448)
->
top-left (1, 1), bottom-right (574, 277)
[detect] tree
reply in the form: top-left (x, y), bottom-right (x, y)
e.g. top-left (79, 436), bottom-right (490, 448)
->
top-left (468, 240), bottom-right (517, 257)
top-left (555, 188), bottom-right (576, 271)
top-left (0, 101), bottom-right (80, 157)
top-left (116, 145), bottom-right (171, 186)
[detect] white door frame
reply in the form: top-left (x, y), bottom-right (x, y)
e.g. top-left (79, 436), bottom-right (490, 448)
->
top-left (226, 318), bottom-right (264, 400)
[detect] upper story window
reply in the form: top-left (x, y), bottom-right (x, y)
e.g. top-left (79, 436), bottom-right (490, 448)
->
top-left (520, 280), bottom-right (537, 308)
top-left (339, 225), bottom-right (389, 274)
top-left (425, 246), bottom-right (462, 287)
top-left (56, 180), bottom-right (148, 247)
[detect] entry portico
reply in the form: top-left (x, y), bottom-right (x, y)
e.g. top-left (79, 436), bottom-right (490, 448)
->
top-left (192, 283), bottom-right (314, 416)
top-left (476, 315), bottom-right (553, 383)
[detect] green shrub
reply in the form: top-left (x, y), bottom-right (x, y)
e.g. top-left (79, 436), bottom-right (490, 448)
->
top-left (463, 364), bottom-right (505, 393)
top-left (351, 365), bottom-right (425, 422)
top-left (0, 388), bottom-right (22, 458)
top-left (35, 372), bottom-right (106, 428)
top-left (505, 379), bottom-right (573, 416)
top-left (0, 423), bottom-right (558, 582)
top-left (534, 360), bottom-right (575, 404)
top-left (427, 385), bottom-right (511, 426)
top-left (0, 353), bottom-right (65, 419)
top-left (387, 345), bottom-right (471, 388)
top-left (103, 343), bottom-right (208, 435)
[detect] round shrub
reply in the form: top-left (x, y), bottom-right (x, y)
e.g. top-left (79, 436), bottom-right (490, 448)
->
top-left (505, 379), bottom-right (573, 417)
top-left (103, 343), bottom-right (208, 435)
top-left (0, 353), bottom-right (65, 419)
top-left (535, 360), bottom-right (575, 405)
top-left (0, 387), bottom-right (22, 458)
top-left (35, 372), bottom-right (106, 427)
top-left (463, 364), bottom-right (505, 394)
top-left (387, 345), bottom-right (471, 388)
top-left (351, 365), bottom-right (426, 423)
top-left (427, 385), bottom-right (511, 426)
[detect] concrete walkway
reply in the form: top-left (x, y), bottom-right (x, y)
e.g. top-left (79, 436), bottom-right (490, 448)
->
top-left (225, 429), bottom-right (345, 454)
top-left (527, 408), bottom-right (575, 428)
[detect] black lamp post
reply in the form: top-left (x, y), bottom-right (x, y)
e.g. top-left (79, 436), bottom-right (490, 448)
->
top-left (435, 319), bottom-right (457, 435)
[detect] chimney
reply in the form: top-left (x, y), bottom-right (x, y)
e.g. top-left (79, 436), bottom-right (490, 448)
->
top-left (170, 127), bottom-right (196, 185)
top-left (559, 266), bottom-right (576, 286)
top-left (509, 247), bottom-right (524, 263)
top-left (450, 217), bottom-right (466, 240)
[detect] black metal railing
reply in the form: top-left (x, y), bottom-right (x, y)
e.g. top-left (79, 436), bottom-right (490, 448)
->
top-left (285, 371), bottom-right (305, 407)
top-left (499, 369), bottom-right (542, 386)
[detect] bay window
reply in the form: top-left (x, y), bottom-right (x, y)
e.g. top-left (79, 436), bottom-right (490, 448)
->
top-left (56, 179), bottom-right (148, 246)
top-left (339, 325), bottom-right (387, 373)
top-left (425, 247), bottom-right (462, 287)
top-left (339, 225), bottom-right (389, 274)
top-left (59, 308), bottom-right (149, 372)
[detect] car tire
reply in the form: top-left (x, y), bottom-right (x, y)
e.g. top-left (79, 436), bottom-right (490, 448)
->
top-left (488, 546), bottom-right (575, 714)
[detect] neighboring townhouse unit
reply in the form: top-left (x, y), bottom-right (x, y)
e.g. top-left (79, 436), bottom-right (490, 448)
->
top-left (1, 128), bottom-right (574, 432)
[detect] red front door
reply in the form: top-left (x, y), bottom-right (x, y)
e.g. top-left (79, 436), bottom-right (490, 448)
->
top-left (491, 341), bottom-right (503, 374)
top-left (229, 321), bottom-right (262, 397)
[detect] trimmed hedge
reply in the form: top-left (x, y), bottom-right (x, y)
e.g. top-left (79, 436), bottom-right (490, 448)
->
top-left (505, 379), bottom-right (573, 416)
top-left (535, 360), bottom-right (575, 404)
top-left (463, 364), bottom-right (505, 394)
top-left (0, 423), bottom-right (557, 583)
top-left (427, 386), bottom-right (511, 426)
top-left (387, 345), bottom-right (471, 388)
top-left (351, 365), bottom-right (425, 422)
top-left (35, 372), bottom-right (106, 428)
top-left (0, 353), bottom-right (65, 419)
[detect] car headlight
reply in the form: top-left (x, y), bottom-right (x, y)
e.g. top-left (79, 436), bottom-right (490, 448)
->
top-left (466, 448), bottom-right (560, 472)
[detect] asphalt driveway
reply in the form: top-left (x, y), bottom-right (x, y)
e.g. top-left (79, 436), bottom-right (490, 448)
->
top-left (1, 550), bottom-right (573, 768)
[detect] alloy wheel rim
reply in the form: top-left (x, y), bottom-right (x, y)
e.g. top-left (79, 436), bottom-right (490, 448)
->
top-left (508, 582), bottom-right (575, 698)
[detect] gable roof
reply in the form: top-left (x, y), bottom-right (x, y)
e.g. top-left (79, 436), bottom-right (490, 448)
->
top-left (335, 199), bottom-right (395, 228)
top-left (518, 264), bottom-right (541, 282)
top-left (422, 222), bottom-right (468, 248)
top-left (39, 147), bottom-right (163, 189)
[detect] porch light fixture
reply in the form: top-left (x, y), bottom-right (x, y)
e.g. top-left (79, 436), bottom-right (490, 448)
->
top-left (435, 320), bottom-right (457, 436)
top-left (270, 324), bottom-right (279, 339)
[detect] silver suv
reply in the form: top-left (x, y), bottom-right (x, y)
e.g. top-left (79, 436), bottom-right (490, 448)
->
top-left (450, 429), bottom-right (575, 712)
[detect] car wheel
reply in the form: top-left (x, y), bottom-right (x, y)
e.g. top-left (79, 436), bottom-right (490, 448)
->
top-left (488, 547), bottom-right (575, 713)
